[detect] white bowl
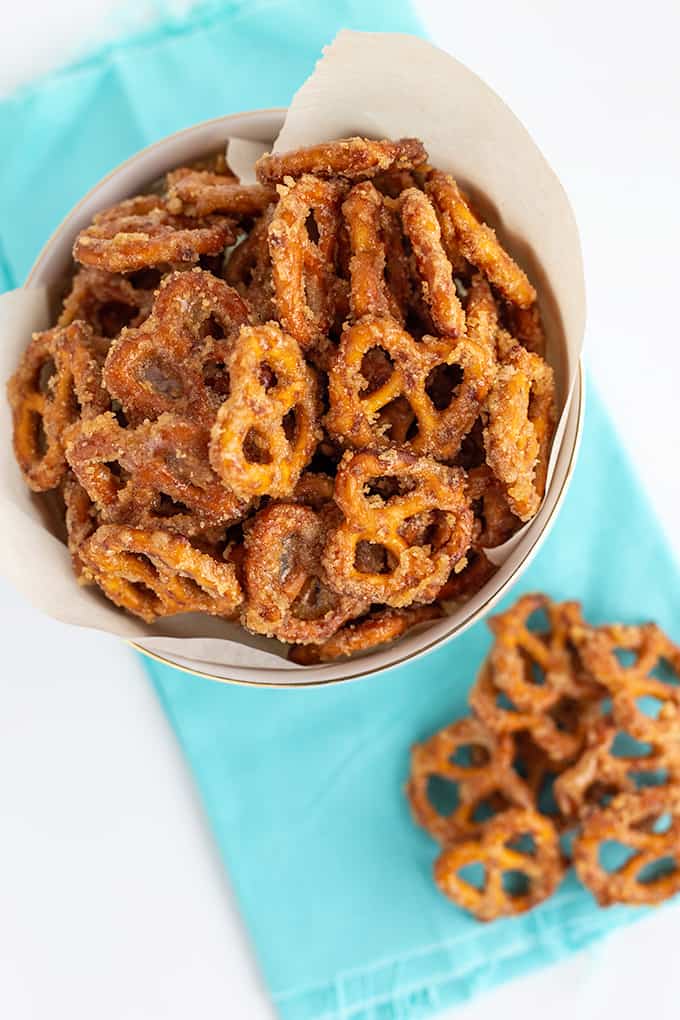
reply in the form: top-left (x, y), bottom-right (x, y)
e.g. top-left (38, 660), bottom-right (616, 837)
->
top-left (25, 109), bottom-right (585, 687)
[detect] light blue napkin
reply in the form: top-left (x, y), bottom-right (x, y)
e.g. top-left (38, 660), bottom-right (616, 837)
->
top-left (2, 3), bottom-right (678, 1019)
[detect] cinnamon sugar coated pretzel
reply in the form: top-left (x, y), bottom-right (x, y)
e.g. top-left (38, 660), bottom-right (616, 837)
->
top-left (407, 593), bottom-right (680, 920)
top-left (9, 136), bottom-right (560, 656)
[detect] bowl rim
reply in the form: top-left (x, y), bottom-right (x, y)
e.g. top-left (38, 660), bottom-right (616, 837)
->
top-left (22, 107), bottom-right (585, 688)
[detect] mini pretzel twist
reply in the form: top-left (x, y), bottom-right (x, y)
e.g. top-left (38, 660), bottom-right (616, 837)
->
top-left (242, 503), bottom-right (366, 644)
top-left (256, 136), bottom-right (428, 184)
top-left (323, 447), bottom-right (473, 607)
top-left (573, 786), bottom-right (680, 905)
top-left (434, 808), bottom-right (565, 920)
top-left (554, 722), bottom-right (680, 822)
top-left (79, 525), bottom-right (243, 623)
top-left (572, 623), bottom-right (680, 746)
top-left (289, 603), bottom-right (443, 664)
top-left (65, 411), bottom-right (247, 538)
top-left (399, 187), bottom-right (466, 338)
top-left (209, 322), bottom-right (321, 500)
top-left (73, 194), bottom-right (236, 273)
top-left (58, 267), bottom-right (157, 337)
top-left (103, 269), bottom-right (250, 425)
top-left (407, 716), bottom-right (534, 844)
top-left (325, 317), bottom-right (495, 460)
top-left (165, 168), bottom-right (275, 218)
top-left (268, 175), bottom-right (348, 351)
top-left (426, 170), bottom-right (536, 308)
top-left (484, 338), bottom-right (557, 521)
top-left (7, 321), bottom-right (109, 491)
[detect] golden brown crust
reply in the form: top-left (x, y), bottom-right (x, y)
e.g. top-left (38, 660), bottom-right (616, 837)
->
top-left (289, 603), bottom-right (442, 664)
top-left (434, 808), bottom-right (565, 920)
top-left (256, 136), bottom-right (428, 184)
top-left (209, 322), bottom-right (321, 500)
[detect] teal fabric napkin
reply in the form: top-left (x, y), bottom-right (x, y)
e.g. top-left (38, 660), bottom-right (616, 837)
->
top-left (2, 3), bottom-right (678, 1018)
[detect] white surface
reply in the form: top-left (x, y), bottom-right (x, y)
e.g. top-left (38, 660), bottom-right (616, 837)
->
top-left (1, 1), bottom-right (679, 1018)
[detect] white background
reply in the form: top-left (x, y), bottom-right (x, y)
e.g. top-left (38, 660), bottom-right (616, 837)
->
top-left (2, 1), bottom-right (680, 1017)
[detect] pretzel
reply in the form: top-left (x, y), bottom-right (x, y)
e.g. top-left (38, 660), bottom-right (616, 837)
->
top-left (256, 136), bottom-right (428, 184)
top-left (554, 723), bottom-right (680, 823)
top-left (73, 194), bottom-right (236, 273)
top-left (103, 269), bottom-right (250, 425)
top-left (437, 549), bottom-right (497, 602)
top-left (58, 267), bottom-right (156, 337)
top-left (573, 623), bottom-right (680, 746)
top-left (209, 322), bottom-right (321, 500)
top-left (573, 786), bottom-right (680, 905)
top-left (484, 339), bottom-right (557, 521)
top-left (65, 411), bottom-right (247, 537)
top-left (325, 317), bottom-right (494, 459)
top-left (434, 808), bottom-right (565, 920)
top-left (8, 321), bottom-right (109, 491)
top-left (79, 524), bottom-right (243, 623)
top-left (343, 181), bottom-right (403, 322)
top-left (224, 206), bottom-right (277, 323)
top-left (165, 168), bottom-right (275, 218)
top-left (242, 503), bottom-right (365, 643)
top-left (399, 187), bottom-right (466, 338)
top-left (323, 448), bottom-right (473, 607)
top-left (407, 716), bottom-right (533, 844)
top-left (470, 661), bottom-right (592, 763)
top-left (268, 175), bottom-right (347, 351)
top-left (504, 301), bottom-right (547, 358)
top-left (290, 472), bottom-right (335, 510)
top-left (426, 171), bottom-right (536, 308)
top-left (467, 465), bottom-right (519, 549)
top-left (63, 473), bottom-right (99, 579)
top-left (289, 603), bottom-right (443, 664)
top-left (488, 595), bottom-right (600, 715)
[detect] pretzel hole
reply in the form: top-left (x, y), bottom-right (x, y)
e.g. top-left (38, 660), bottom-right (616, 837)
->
top-left (630, 768), bottom-right (669, 790)
top-left (305, 211), bottom-right (321, 244)
top-left (598, 840), bottom-right (637, 872)
top-left (28, 411), bottom-right (48, 458)
top-left (154, 494), bottom-right (190, 518)
top-left (450, 744), bottom-right (490, 768)
top-left (612, 733), bottom-right (653, 758)
top-left (291, 577), bottom-right (336, 621)
top-left (378, 397), bottom-right (418, 442)
top-left (650, 658), bottom-right (680, 685)
top-left (242, 428), bottom-right (272, 464)
top-left (637, 857), bottom-right (678, 885)
top-left (141, 360), bottom-right (184, 398)
top-left (457, 862), bottom-right (485, 890)
top-left (426, 775), bottom-right (460, 817)
top-left (525, 607), bottom-right (550, 634)
top-left (525, 659), bottom-right (546, 687)
top-left (111, 399), bottom-right (129, 428)
top-left (100, 461), bottom-right (129, 492)
top-left (425, 362), bottom-right (463, 411)
top-left (614, 649), bottom-right (637, 668)
top-left (360, 347), bottom-right (394, 394)
top-left (496, 690), bottom-right (518, 712)
top-left (354, 541), bottom-right (397, 575)
top-left (37, 357), bottom-right (57, 394)
top-left (202, 358), bottom-right (230, 399)
top-left (201, 315), bottom-right (226, 340)
top-left (651, 813), bottom-right (673, 835)
top-left (502, 870), bottom-right (531, 897)
top-left (282, 408), bottom-right (298, 443)
top-left (472, 792), bottom-right (514, 824)
top-left (127, 268), bottom-right (162, 289)
top-left (636, 695), bottom-right (666, 719)
top-left (99, 301), bottom-right (137, 338)
top-left (259, 362), bottom-right (278, 390)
